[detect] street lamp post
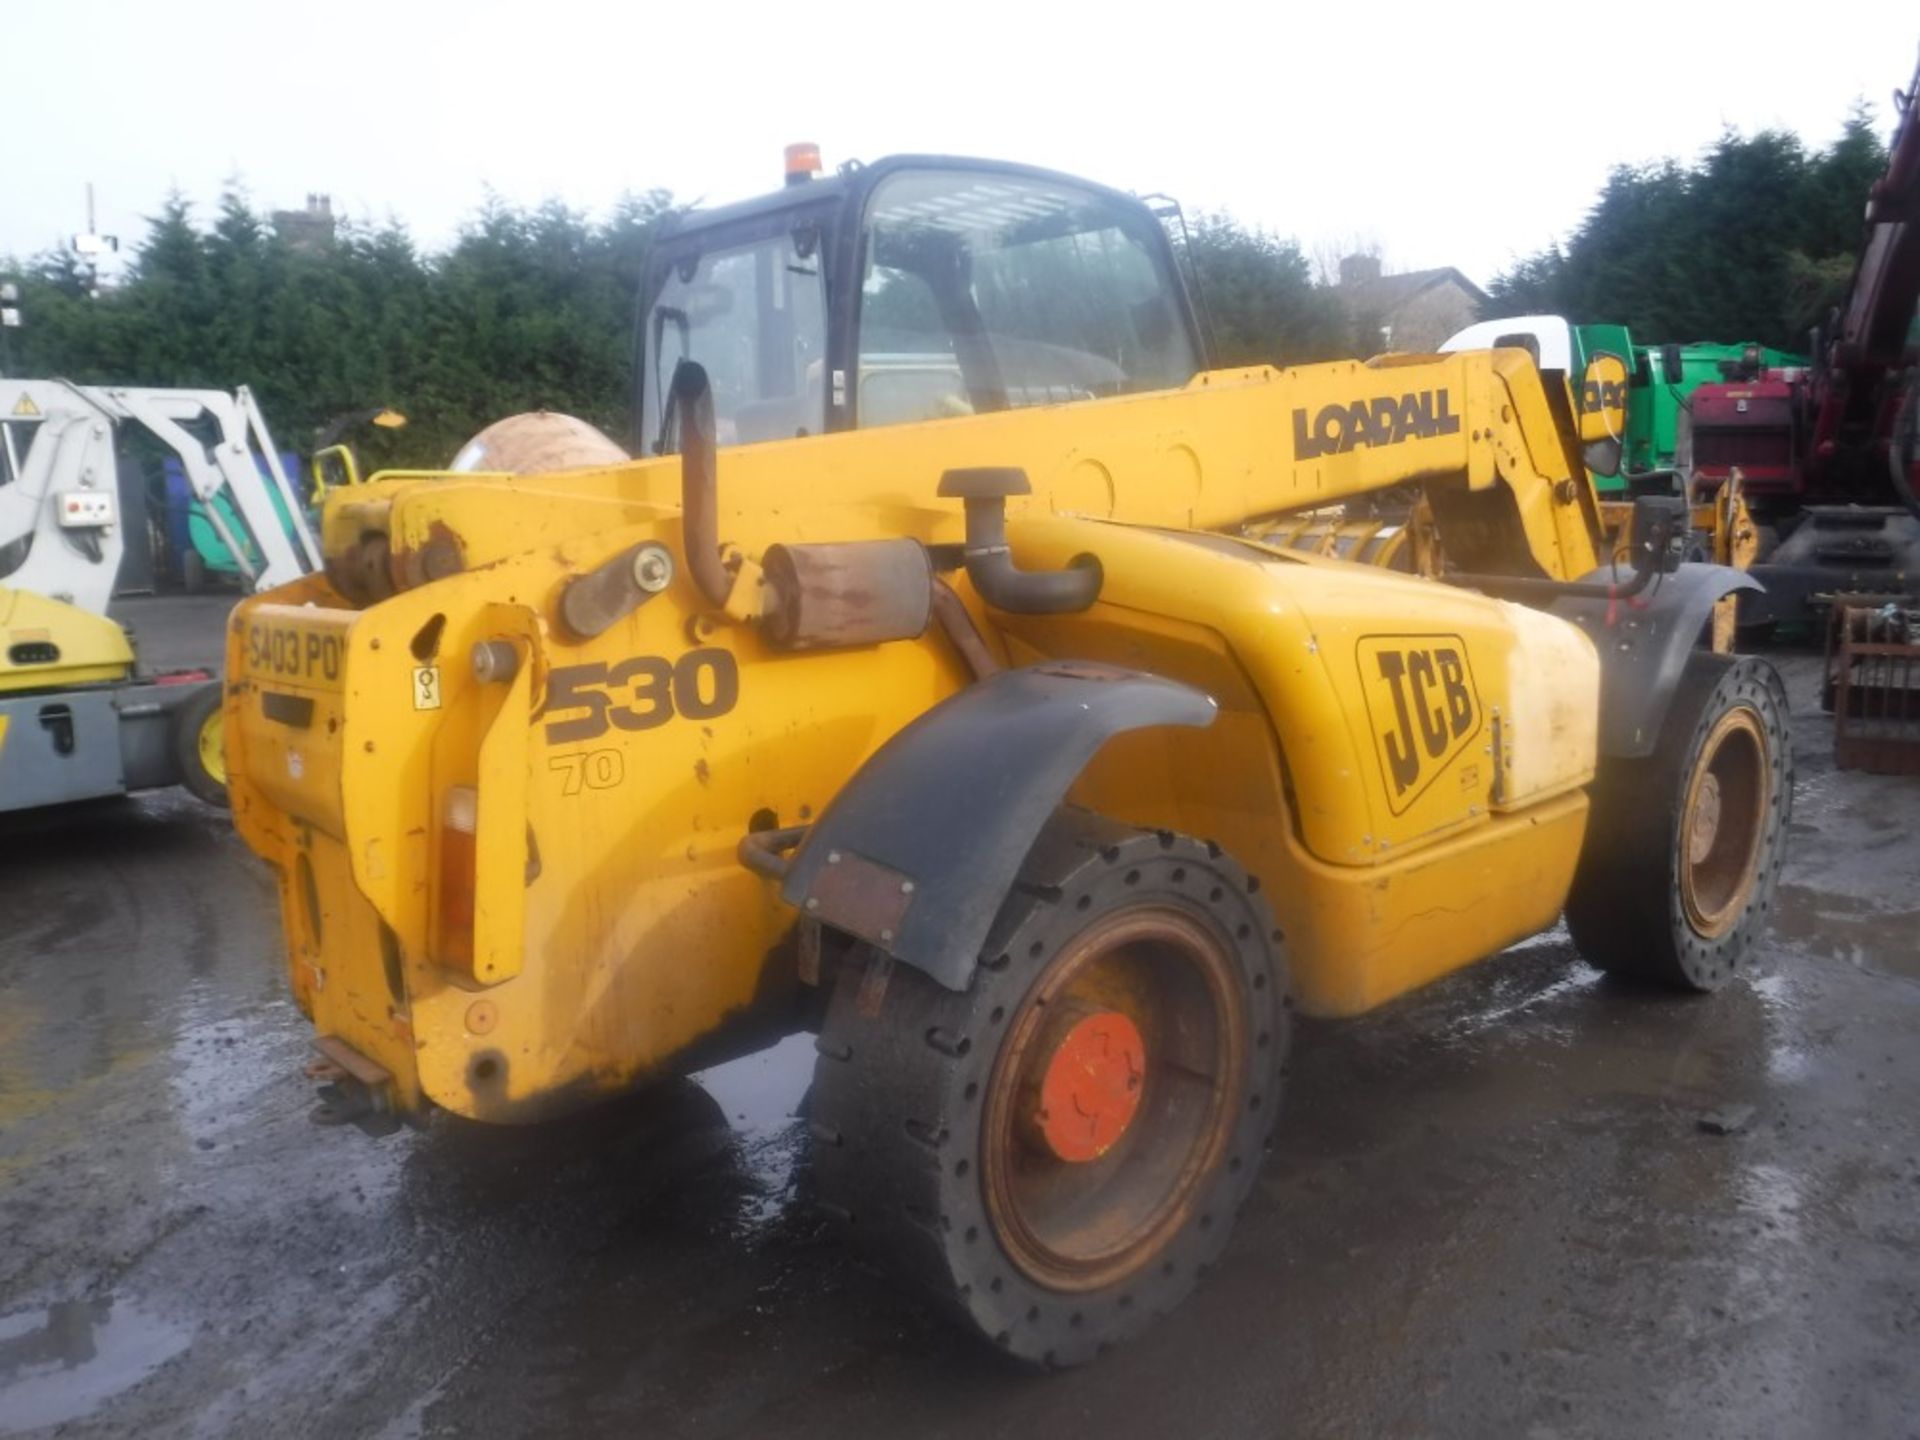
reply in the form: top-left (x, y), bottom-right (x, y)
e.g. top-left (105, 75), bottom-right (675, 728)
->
top-left (0, 281), bottom-right (19, 378)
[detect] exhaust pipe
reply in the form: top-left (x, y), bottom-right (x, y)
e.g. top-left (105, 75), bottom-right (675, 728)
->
top-left (670, 360), bottom-right (734, 609)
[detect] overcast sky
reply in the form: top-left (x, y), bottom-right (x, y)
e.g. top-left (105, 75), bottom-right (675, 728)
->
top-left (3, 1), bottom-right (1913, 287)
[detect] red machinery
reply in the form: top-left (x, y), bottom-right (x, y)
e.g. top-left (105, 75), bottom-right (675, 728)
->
top-left (1691, 50), bottom-right (1920, 627)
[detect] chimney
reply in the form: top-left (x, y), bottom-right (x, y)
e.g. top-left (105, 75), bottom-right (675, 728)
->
top-left (272, 192), bottom-right (338, 253)
top-left (1338, 254), bottom-right (1382, 287)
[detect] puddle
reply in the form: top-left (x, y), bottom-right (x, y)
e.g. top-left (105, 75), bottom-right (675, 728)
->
top-left (694, 1031), bottom-right (814, 1135)
top-left (1433, 925), bottom-right (1601, 1045)
top-left (0, 1297), bottom-right (191, 1434)
top-left (1771, 886), bottom-right (1920, 981)
top-left (1439, 964), bottom-right (1601, 1046)
top-left (693, 1032), bottom-right (815, 1230)
top-left (1749, 971), bottom-right (1815, 1083)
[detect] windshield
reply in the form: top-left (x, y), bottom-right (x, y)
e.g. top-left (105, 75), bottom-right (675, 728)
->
top-left (857, 170), bottom-right (1197, 427)
top-left (640, 226), bottom-right (827, 452)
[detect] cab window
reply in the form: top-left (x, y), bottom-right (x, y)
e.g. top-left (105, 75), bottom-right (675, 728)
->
top-left (856, 171), bottom-right (1197, 428)
top-left (640, 227), bottom-right (826, 452)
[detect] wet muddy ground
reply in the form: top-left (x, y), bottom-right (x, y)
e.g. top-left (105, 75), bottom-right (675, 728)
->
top-left (2, 595), bottom-right (1917, 1438)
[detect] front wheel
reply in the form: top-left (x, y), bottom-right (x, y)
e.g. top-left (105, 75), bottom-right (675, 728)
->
top-left (173, 684), bottom-right (230, 808)
top-left (808, 810), bottom-right (1289, 1367)
top-left (1566, 653), bottom-right (1791, 988)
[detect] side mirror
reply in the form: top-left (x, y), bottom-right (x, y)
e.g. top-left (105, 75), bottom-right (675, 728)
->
top-left (1660, 343), bottom-right (1684, 386)
top-left (1577, 350), bottom-right (1631, 477)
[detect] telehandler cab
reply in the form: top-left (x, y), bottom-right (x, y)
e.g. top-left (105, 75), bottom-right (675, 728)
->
top-left (227, 150), bottom-right (1791, 1365)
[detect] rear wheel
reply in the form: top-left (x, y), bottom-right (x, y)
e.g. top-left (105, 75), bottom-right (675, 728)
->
top-left (181, 548), bottom-right (207, 594)
top-left (174, 684), bottom-right (230, 808)
top-left (1566, 653), bottom-right (1791, 988)
top-left (809, 810), bottom-right (1289, 1366)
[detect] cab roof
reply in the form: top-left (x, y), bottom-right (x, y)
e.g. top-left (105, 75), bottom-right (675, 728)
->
top-left (660, 154), bottom-right (1156, 244)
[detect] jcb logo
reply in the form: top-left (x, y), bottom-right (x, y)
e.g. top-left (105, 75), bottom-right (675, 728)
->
top-left (1583, 378), bottom-right (1629, 414)
top-left (1356, 636), bottom-right (1480, 813)
top-left (1577, 351), bottom-right (1631, 445)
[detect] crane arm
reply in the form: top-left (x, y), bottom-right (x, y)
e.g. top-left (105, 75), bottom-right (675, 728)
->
top-left (91, 386), bottom-right (321, 588)
top-left (0, 380), bottom-right (320, 617)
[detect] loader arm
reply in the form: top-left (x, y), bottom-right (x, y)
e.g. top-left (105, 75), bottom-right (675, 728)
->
top-left (335, 342), bottom-right (1606, 611)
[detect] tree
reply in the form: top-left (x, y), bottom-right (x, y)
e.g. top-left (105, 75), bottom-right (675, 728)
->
top-left (1488, 115), bottom-right (1891, 348)
top-left (1, 184), bottom-right (679, 465)
top-left (1183, 214), bottom-right (1349, 366)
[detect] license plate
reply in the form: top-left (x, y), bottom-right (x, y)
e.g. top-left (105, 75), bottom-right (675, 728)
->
top-left (243, 613), bottom-right (348, 688)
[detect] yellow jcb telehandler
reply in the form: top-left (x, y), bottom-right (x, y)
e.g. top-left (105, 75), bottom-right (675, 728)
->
top-left (225, 150), bottom-right (1791, 1365)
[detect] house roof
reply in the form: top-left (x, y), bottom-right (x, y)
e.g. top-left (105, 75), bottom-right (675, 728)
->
top-left (1332, 267), bottom-right (1490, 313)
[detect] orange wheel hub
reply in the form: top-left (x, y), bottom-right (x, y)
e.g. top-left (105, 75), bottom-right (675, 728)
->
top-left (1033, 1011), bottom-right (1146, 1163)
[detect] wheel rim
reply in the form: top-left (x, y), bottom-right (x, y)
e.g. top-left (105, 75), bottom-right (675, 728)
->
top-left (1679, 707), bottom-right (1767, 939)
top-left (198, 707), bottom-right (228, 786)
top-left (982, 905), bottom-right (1246, 1293)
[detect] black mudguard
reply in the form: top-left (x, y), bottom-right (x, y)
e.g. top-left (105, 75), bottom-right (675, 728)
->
top-left (780, 661), bottom-right (1217, 990)
top-left (1550, 562), bottom-right (1759, 758)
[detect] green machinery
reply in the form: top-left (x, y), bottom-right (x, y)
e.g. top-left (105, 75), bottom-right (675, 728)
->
top-left (1444, 316), bottom-right (1803, 489)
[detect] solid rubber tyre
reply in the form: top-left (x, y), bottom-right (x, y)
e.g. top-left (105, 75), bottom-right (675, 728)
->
top-left (1566, 653), bottom-right (1791, 989)
top-left (808, 808), bottom-right (1289, 1367)
top-left (181, 548), bottom-right (207, 594)
top-left (173, 683), bottom-right (230, 808)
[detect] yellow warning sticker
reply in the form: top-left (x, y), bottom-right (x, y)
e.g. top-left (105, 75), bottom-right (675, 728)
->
top-left (10, 394), bottom-right (40, 418)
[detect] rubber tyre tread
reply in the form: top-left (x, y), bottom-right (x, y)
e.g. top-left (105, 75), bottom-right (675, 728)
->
top-left (1565, 653), bottom-right (1791, 988)
top-left (173, 684), bottom-right (230, 808)
top-left (807, 808), bottom-right (1290, 1367)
